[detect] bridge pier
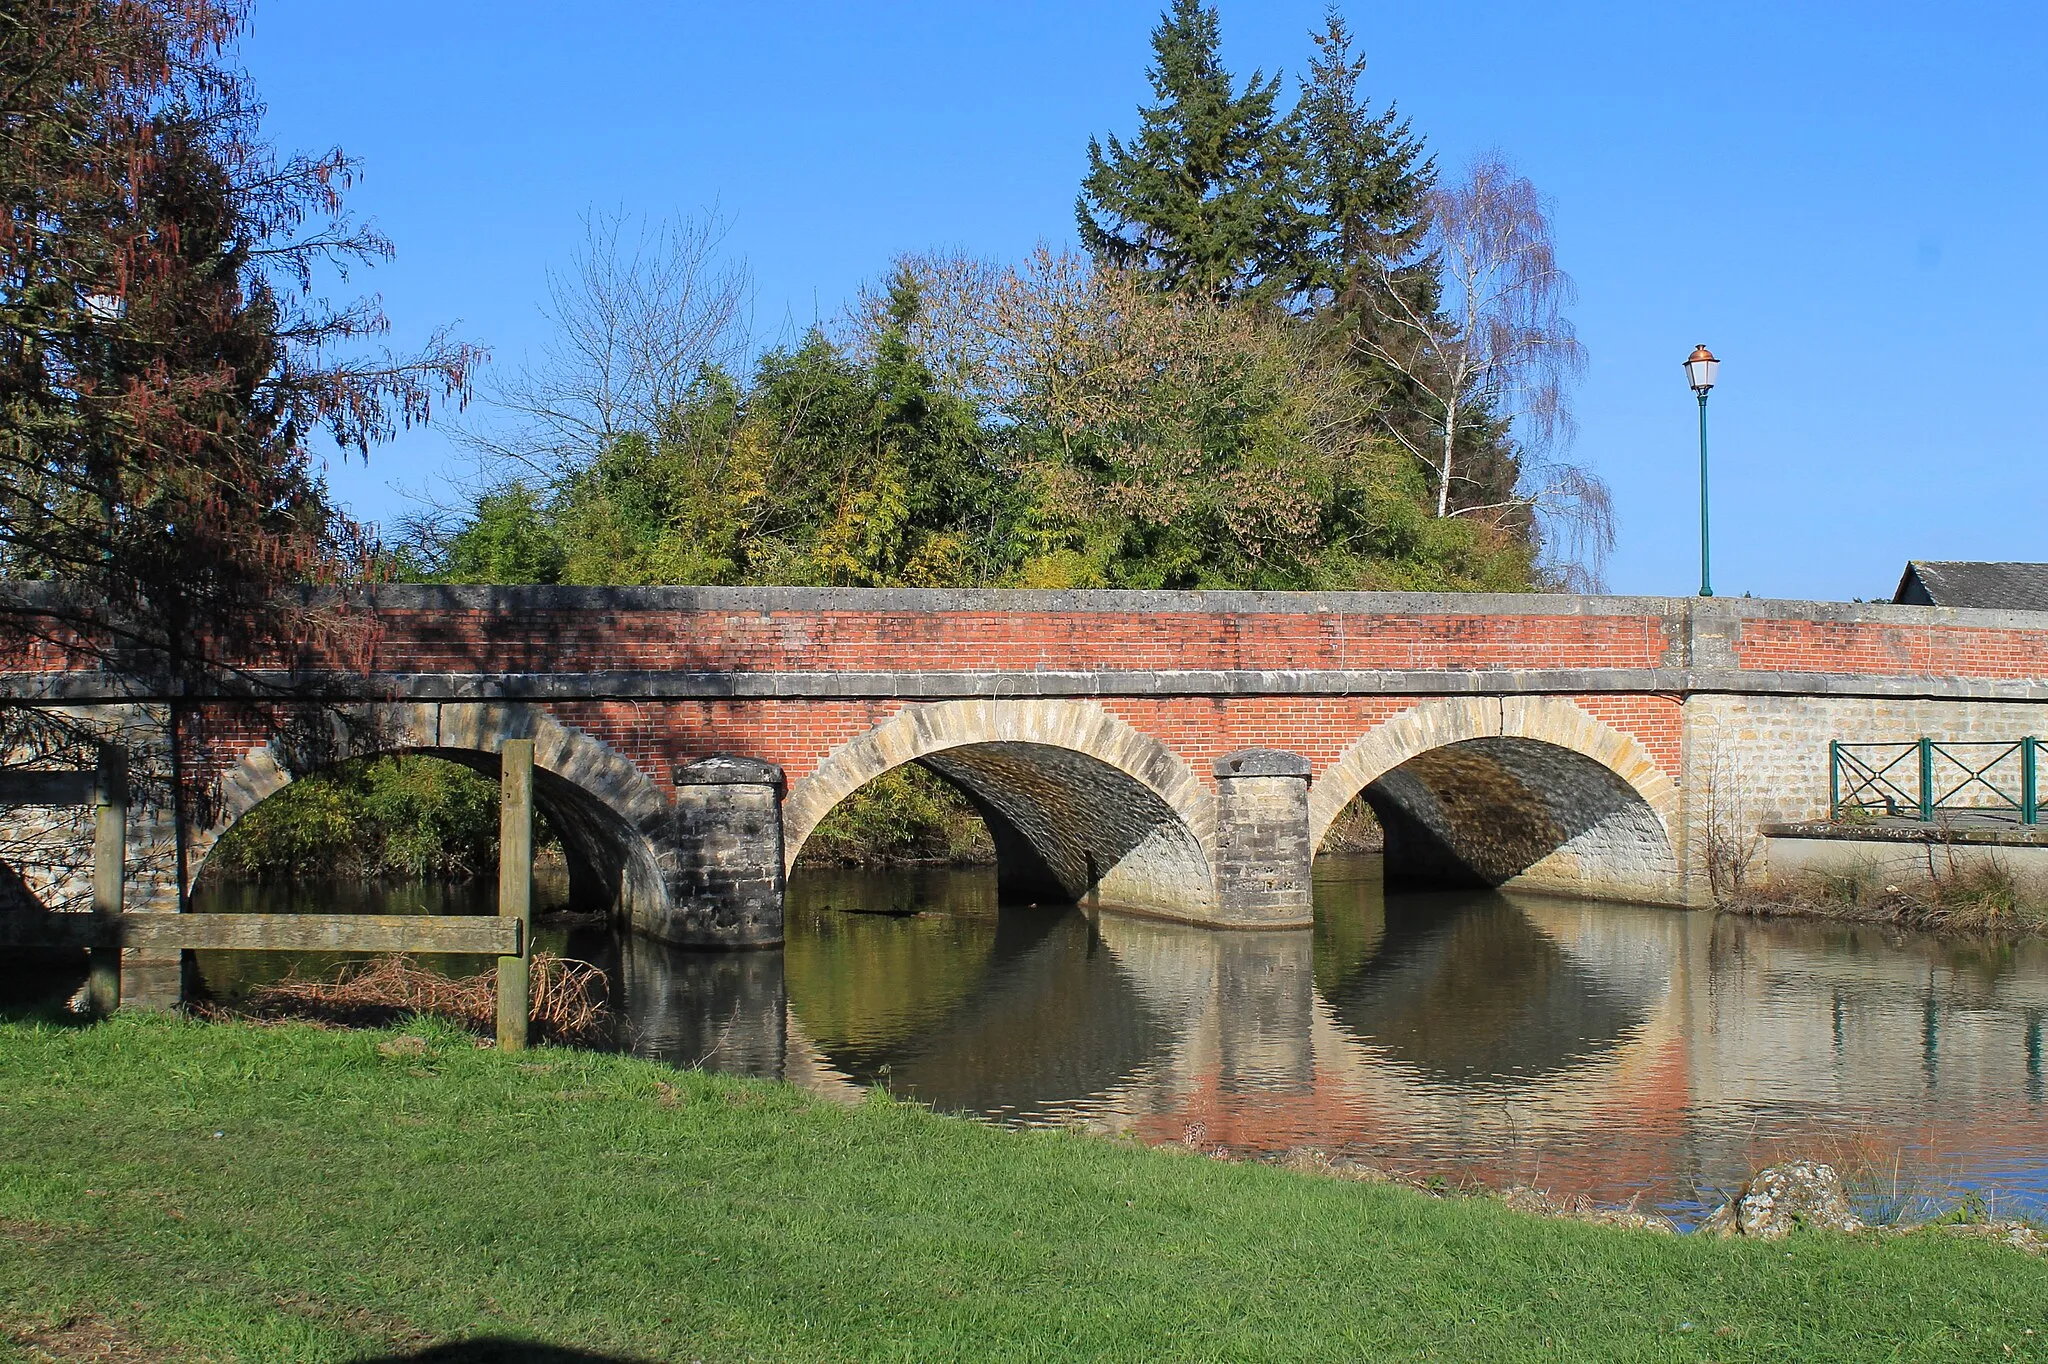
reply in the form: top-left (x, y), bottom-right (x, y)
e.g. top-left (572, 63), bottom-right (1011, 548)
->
top-left (653, 755), bottom-right (787, 948)
top-left (1210, 750), bottom-right (1315, 928)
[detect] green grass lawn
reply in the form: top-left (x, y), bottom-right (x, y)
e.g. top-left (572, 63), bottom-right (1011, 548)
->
top-left (2, 1015), bottom-right (2044, 1363)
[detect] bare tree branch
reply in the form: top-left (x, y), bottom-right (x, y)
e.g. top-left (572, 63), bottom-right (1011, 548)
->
top-left (458, 208), bottom-right (752, 488)
top-left (1353, 152), bottom-right (1612, 587)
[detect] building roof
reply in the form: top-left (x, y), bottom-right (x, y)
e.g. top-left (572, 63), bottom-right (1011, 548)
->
top-left (1893, 561), bottom-right (2048, 610)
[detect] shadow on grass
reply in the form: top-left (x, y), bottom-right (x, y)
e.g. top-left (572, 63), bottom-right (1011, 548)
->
top-left (352, 1343), bottom-right (654, 1364)
top-left (0, 946), bottom-right (89, 1024)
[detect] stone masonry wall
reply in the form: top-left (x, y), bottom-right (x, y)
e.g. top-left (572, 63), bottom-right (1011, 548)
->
top-left (1679, 693), bottom-right (2048, 885)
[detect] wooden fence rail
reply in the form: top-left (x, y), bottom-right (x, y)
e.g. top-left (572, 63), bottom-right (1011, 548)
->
top-left (0, 913), bottom-right (520, 956)
top-left (2, 738), bottom-right (539, 1048)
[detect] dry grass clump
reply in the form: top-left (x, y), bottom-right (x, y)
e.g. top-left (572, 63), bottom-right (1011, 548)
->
top-left (1730, 859), bottom-right (2048, 937)
top-left (228, 952), bottom-right (611, 1046)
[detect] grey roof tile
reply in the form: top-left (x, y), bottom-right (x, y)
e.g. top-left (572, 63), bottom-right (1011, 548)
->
top-left (1894, 561), bottom-right (2048, 609)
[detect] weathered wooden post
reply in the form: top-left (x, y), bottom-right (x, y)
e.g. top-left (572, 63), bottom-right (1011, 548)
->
top-left (495, 739), bottom-right (534, 1050)
top-left (88, 745), bottom-right (126, 1015)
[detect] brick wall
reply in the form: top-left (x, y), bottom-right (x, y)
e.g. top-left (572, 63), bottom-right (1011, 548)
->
top-left (298, 693), bottom-right (1681, 806)
top-left (1732, 619), bottom-right (2048, 679)
top-left (316, 606), bottom-right (1678, 677)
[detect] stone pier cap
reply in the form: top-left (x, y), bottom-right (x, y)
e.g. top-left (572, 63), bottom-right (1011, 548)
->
top-left (1215, 749), bottom-right (1313, 779)
top-left (674, 755), bottom-right (786, 790)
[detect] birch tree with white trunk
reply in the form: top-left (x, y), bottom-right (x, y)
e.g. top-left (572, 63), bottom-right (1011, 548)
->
top-left (1355, 154), bottom-right (1612, 584)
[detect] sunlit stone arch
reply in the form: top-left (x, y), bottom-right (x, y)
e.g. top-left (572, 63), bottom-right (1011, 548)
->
top-left (1309, 696), bottom-right (1682, 902)
top-left (190, 701), bottom-right (672, 922)
top-left (782, 699), bottom-right (1217, 918)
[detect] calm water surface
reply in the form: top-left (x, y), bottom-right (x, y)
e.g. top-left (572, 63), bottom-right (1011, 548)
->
top-left (182, 853), bottom-right (2048, 1226)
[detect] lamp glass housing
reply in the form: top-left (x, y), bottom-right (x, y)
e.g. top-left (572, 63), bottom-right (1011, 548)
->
top-left (1685, 350), bottom-right (1718, 393)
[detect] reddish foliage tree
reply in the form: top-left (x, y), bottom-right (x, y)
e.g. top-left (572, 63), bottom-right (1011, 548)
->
top-left (0, 0), bottom-right (482, 688)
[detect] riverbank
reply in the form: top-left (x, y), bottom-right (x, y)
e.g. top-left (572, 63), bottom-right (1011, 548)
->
top-left (1724, 862), bottom-right (2048, 937)
top-left (3, 1018), bottom-right (2044, 1362)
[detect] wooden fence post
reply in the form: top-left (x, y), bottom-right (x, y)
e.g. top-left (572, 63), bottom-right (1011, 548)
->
top-left (88, 745), bottom-right (126, 1016)
top-left (495, 739), bottom-right (534, 1050)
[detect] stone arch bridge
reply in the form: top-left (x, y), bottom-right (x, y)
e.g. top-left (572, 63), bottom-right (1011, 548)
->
top-left (6, 586), bottom-right (2047, 1007)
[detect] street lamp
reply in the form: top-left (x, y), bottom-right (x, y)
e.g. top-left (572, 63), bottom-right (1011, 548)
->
top-left (1684, 344), bottom-right (1719, 598)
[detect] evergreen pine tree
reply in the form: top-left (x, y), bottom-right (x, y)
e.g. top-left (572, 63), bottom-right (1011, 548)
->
top-left (1076, 0), bottom-right (1304, 301)
top-left (1291, 9), bottom-right (1434, 320)
top-left (1291, 13), bottom-right (1527, 528)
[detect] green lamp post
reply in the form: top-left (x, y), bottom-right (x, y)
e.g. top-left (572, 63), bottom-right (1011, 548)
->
top-left (1684, 344), bottom-right (1720, 598)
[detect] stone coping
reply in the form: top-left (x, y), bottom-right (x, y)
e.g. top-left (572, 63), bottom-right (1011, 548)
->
top-left (1762, 819), bottom-right (2048, 847)
top-left (1214, 749), bottom-right (1313, 778)
top-left (7, 666), bottom-right (2048, 704)
top-left (8, 580), bottom-right (2048, 631)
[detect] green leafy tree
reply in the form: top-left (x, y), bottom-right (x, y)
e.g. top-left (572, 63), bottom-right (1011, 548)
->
top-left (818, 271), bottom-right (1017, 587)
top-left (1076, 0), bottom-right (1304, 302)
top-left (440, 485), bottom-right (565, 584)
top-left (988, 249), bottom-right (1534, 591)
top-left (424, 266), bottom-right (1025, 591)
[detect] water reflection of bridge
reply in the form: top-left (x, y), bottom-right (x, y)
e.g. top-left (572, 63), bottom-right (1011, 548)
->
top-left (613, 865), bottom-right (2048, 1209)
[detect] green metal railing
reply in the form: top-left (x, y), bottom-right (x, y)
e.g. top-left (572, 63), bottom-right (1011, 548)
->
top-left (1829, 738), bottom-right (2041, 825)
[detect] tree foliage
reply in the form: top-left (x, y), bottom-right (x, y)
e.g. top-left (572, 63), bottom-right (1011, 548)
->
top-left (1291, 11), bottom-right (1434, 318)
top-left (1352, 154), bottom-right (1610, 581)
top-left (416, 242), bottom-right (1534, 594)
top-left (0, 0), bottom-right (479, 685)
top-left (413, 2), bottom-right (1610, 597)
top-left (982, 248), bottom-right (1530, 589)
top-left (1072, 2), bottom-right (1609, 584)
top-left (1075, 0), bottom-right (1302, 303)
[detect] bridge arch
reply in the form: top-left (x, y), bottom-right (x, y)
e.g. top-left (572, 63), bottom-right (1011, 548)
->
top-left (191, 702), bottom-right (673, 923)
top-left (783, 700), bottom-right (1218, 920)
top-left (1309, 697), bottom-right (1682, 903)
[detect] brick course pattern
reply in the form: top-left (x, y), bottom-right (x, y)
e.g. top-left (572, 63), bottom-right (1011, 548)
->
top-left (325, 607), bottom-right (1682, 676)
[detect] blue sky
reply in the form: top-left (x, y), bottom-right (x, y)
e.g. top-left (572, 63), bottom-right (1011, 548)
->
top-left (237, 2), bottom-right (2048, 602)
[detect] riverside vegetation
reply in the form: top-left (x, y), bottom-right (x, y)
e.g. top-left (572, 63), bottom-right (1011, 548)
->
top-left (1727, 859), bottom-right (2048, 938)
top-left (3, 1015), bottom-right (2046, 1364)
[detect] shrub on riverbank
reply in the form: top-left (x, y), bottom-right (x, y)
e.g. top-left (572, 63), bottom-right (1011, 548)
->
top-left (1730, 858), bottom-right (2048, 936)
top-left (204, 754), bottom-right (560, 883)
top-left (3, 1017), bottom-right (2043, 1362)
top-left (1321, 796), bottom-right (1384, 853)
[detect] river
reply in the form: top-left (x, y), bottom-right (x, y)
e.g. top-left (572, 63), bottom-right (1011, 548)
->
top-left (158, 854), bottom-right (2048, 1225)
